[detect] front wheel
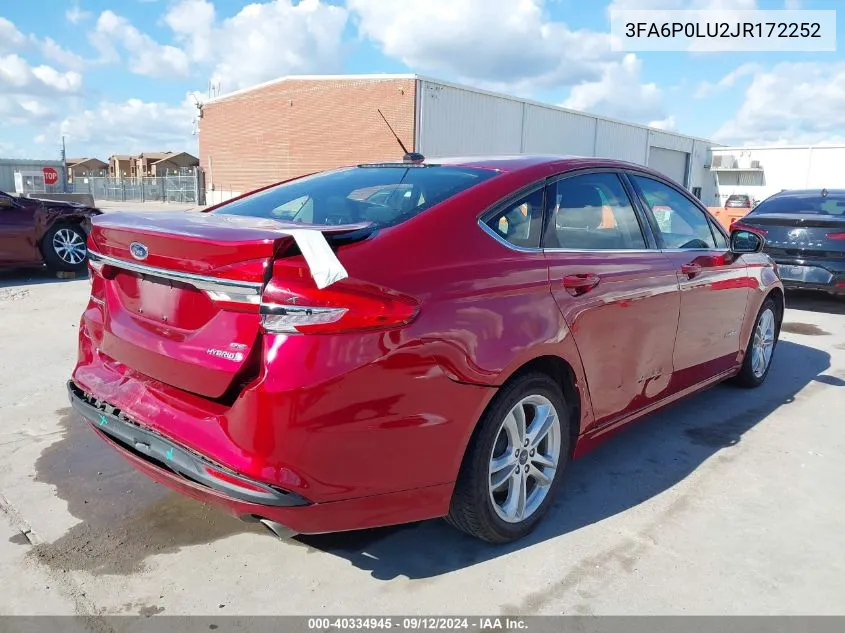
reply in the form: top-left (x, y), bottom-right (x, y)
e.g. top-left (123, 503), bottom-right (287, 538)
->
top-left (42, 224), bottom-right (88, 272)
top-left (731, 296), bottom-right (780, 388)
top-left (446, 373), bottom-right (571, 543)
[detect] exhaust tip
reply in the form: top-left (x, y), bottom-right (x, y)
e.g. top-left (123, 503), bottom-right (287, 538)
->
top-left (258, 518), bottom-right (299, 540)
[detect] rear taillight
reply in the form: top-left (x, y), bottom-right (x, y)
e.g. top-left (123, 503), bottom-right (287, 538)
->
top-left (260, 275), bottom-right (419, 335)
top-left (826, 232), bottom-right (845, 240)
top-left (88, 259), bottom-right (106, 305)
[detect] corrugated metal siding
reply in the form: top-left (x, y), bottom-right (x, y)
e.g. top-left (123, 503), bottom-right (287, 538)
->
top-left (648, 130), bottom-right (694, 154)
top-left (595, 121), bottom-right (648, 164)
top-left (718, 173), bottom-right (740, 186)
top-left (0, 159), bottom-right (63, 192)
top-left (648, 147), bottom-right (689, 186)
top-left (417, 81), bottom-right (523, 156)
top-left (521, 104), bottom-right (596, 156)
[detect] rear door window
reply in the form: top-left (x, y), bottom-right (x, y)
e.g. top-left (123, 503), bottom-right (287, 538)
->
top-left (543, 173), bottom-right (647, 250)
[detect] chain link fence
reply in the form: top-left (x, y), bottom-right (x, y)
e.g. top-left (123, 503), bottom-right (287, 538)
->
top-left (72, 170), bottom-right (205, 205)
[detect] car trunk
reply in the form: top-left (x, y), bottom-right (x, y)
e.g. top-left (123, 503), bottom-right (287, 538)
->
top-left (87, 211), bottom-right (371, 399)
top-left (740, 213), bottom-right (845, 255)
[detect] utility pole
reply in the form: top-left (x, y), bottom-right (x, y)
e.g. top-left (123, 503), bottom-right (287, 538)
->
top-left (60, 135), bottom-right (68, 192)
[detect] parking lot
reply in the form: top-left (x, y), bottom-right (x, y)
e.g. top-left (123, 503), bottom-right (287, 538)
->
top-left (1, 266), bottom-right (844, 617)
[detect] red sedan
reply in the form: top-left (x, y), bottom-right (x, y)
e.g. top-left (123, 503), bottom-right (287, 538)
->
top-left (68, 155), bottom-right (783, 543)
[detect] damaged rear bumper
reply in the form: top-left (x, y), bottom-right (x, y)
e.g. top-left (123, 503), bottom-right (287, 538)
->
top-left (67, 380), bottom-right (455, 535)
top-left (67, 380), bottom-right (310, 508)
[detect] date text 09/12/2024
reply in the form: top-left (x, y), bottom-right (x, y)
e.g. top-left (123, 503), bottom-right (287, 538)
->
top-left (307, 618), bottom-right (528, 631)
top-left (624, 21), bottom-right (822, 39)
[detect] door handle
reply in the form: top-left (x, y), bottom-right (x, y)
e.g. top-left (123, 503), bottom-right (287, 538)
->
top-left (562, 273), bottom-right (601, 296)
top-left (680, 263), bottom-right (702, 278)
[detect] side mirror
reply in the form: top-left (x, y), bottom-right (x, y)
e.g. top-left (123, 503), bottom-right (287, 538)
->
top-left (730, 229), bottom-right (764, 254)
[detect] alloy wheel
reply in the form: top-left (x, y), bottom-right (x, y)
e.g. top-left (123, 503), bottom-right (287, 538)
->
top-left (751, 308), bottom-right (776, 378)
top-left (52, 228), bottom-right (87, 265)
top-left (488, 394), bottom-right (561, 523)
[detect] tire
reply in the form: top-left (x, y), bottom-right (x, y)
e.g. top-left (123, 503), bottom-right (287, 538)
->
top-left (41, 223), bottom-right (89, 272)
top-left (731, 296), bottom-right (781, 389)
top-left (446, 372), bottom-right (571, 543)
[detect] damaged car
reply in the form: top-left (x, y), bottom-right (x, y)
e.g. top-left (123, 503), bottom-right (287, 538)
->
top-left (0, 190), bottom-right (101, 272)
top-left (68, 155), bottom-right (783, 543)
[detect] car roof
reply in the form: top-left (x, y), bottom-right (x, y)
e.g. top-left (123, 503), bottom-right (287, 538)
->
top-left (373, 154), bottom-right (668, 177)
top-left (770, 189), bottom-right (845, 197)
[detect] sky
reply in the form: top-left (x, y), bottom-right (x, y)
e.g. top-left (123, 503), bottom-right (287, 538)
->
top-left (0, 0), bottom-right (843, 161)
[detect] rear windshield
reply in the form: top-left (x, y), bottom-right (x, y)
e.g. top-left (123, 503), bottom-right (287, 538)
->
top-left (211, 165), bottom-right (499, 227)
top-left (751, 193), bottom-right (845, 216)
top-left (727, 195), bottom-right (749, 201)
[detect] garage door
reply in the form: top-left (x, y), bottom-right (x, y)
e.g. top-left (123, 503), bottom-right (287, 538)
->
top-left (648, 147), bottom-right (689, 187)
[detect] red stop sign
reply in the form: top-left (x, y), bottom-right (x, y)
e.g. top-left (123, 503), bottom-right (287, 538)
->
top-left (42, 167), bottom-right (58, 185)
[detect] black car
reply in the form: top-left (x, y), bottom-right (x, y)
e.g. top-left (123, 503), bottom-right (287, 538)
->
top-left (733, 189), bottom-right (845, 296)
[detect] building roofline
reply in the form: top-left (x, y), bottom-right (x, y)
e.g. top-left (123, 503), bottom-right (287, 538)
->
top-left (151, 151), bottom-right (198, 165)
top-left (69, 158), bottom-right (107, 165)
top-left (205, 72), bottom-right (718, 146)
top-left (205, 73), bottom-right (418, 104)
top-left (713, 144), bottom-right (845, 151)
top-left (412, 74), bottom-right (720, 145)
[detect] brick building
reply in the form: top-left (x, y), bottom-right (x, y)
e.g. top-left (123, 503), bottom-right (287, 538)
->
top-left (199, 74), bottom-right (719, 205)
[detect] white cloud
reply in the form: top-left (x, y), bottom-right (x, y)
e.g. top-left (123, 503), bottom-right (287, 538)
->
top-left (102, 0), bottom-right (348, 92)
top-left (608, 0), bottom-right (757, 9)
top-left (347, 0), bottom-right (616, 91)
top-left (0, 17), bottom-right (86, 133)
top-left (784, 0), bottom-right (801, 8)
top-left (0, 95), bottom-right (56, 125)
top-left (0, 54), bottom-right (83, 95)
top-left (164, 0), bottom-right (216, 64)
top-left (0, 54), bottom-right (82, 128)
top-left (714, 62), bottom-right (845, 145)
top-left (562, 53), bottom-right (666, 123)
top-left (648, 115), bottom-right (677, 130)
top-left (38, 37), bottom-right (86, 71)
top-left (0, 17), bottom-right (26, 54)
top-left (66, 4), bottom-right (92, 24)
top-left (158, 0), bottom-right (347, 92)
top-left (48, 96), bottom-right (197, 158)
top-left (694, 62), bottom-right (759, 98)
top-left (90, 10), bottom-right (190, 78)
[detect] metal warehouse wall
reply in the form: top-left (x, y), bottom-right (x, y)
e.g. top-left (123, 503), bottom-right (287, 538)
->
top-left (199, 77), bottom-right (417, 201)
top-left (416, 79), bottom-right (717, 201)
top-left (713, 146), bottom-right (845, 204)
top-left (0, 158), bottom-right (64, 193)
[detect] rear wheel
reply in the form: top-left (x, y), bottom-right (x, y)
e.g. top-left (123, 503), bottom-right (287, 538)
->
top-left (731, 296), bottom-right (780, 388)
top-left (446, 373), bottom-right (571, 543)
top-left (42, 223), bottom-right (88, 272)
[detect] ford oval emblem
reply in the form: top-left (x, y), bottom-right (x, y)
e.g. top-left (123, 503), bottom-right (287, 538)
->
top-left (129, 242), bottom-right (149, 261)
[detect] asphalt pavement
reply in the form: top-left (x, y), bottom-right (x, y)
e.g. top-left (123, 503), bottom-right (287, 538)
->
top-left (1, 269), bottom-right (843, 617)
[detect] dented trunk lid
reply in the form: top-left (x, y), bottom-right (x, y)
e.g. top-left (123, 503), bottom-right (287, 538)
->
top-left (87, 211), bottom-right (368, 399)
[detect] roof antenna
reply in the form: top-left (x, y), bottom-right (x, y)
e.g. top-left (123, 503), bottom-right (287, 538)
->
top-left (377, 109), bottom-right (424, 164)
